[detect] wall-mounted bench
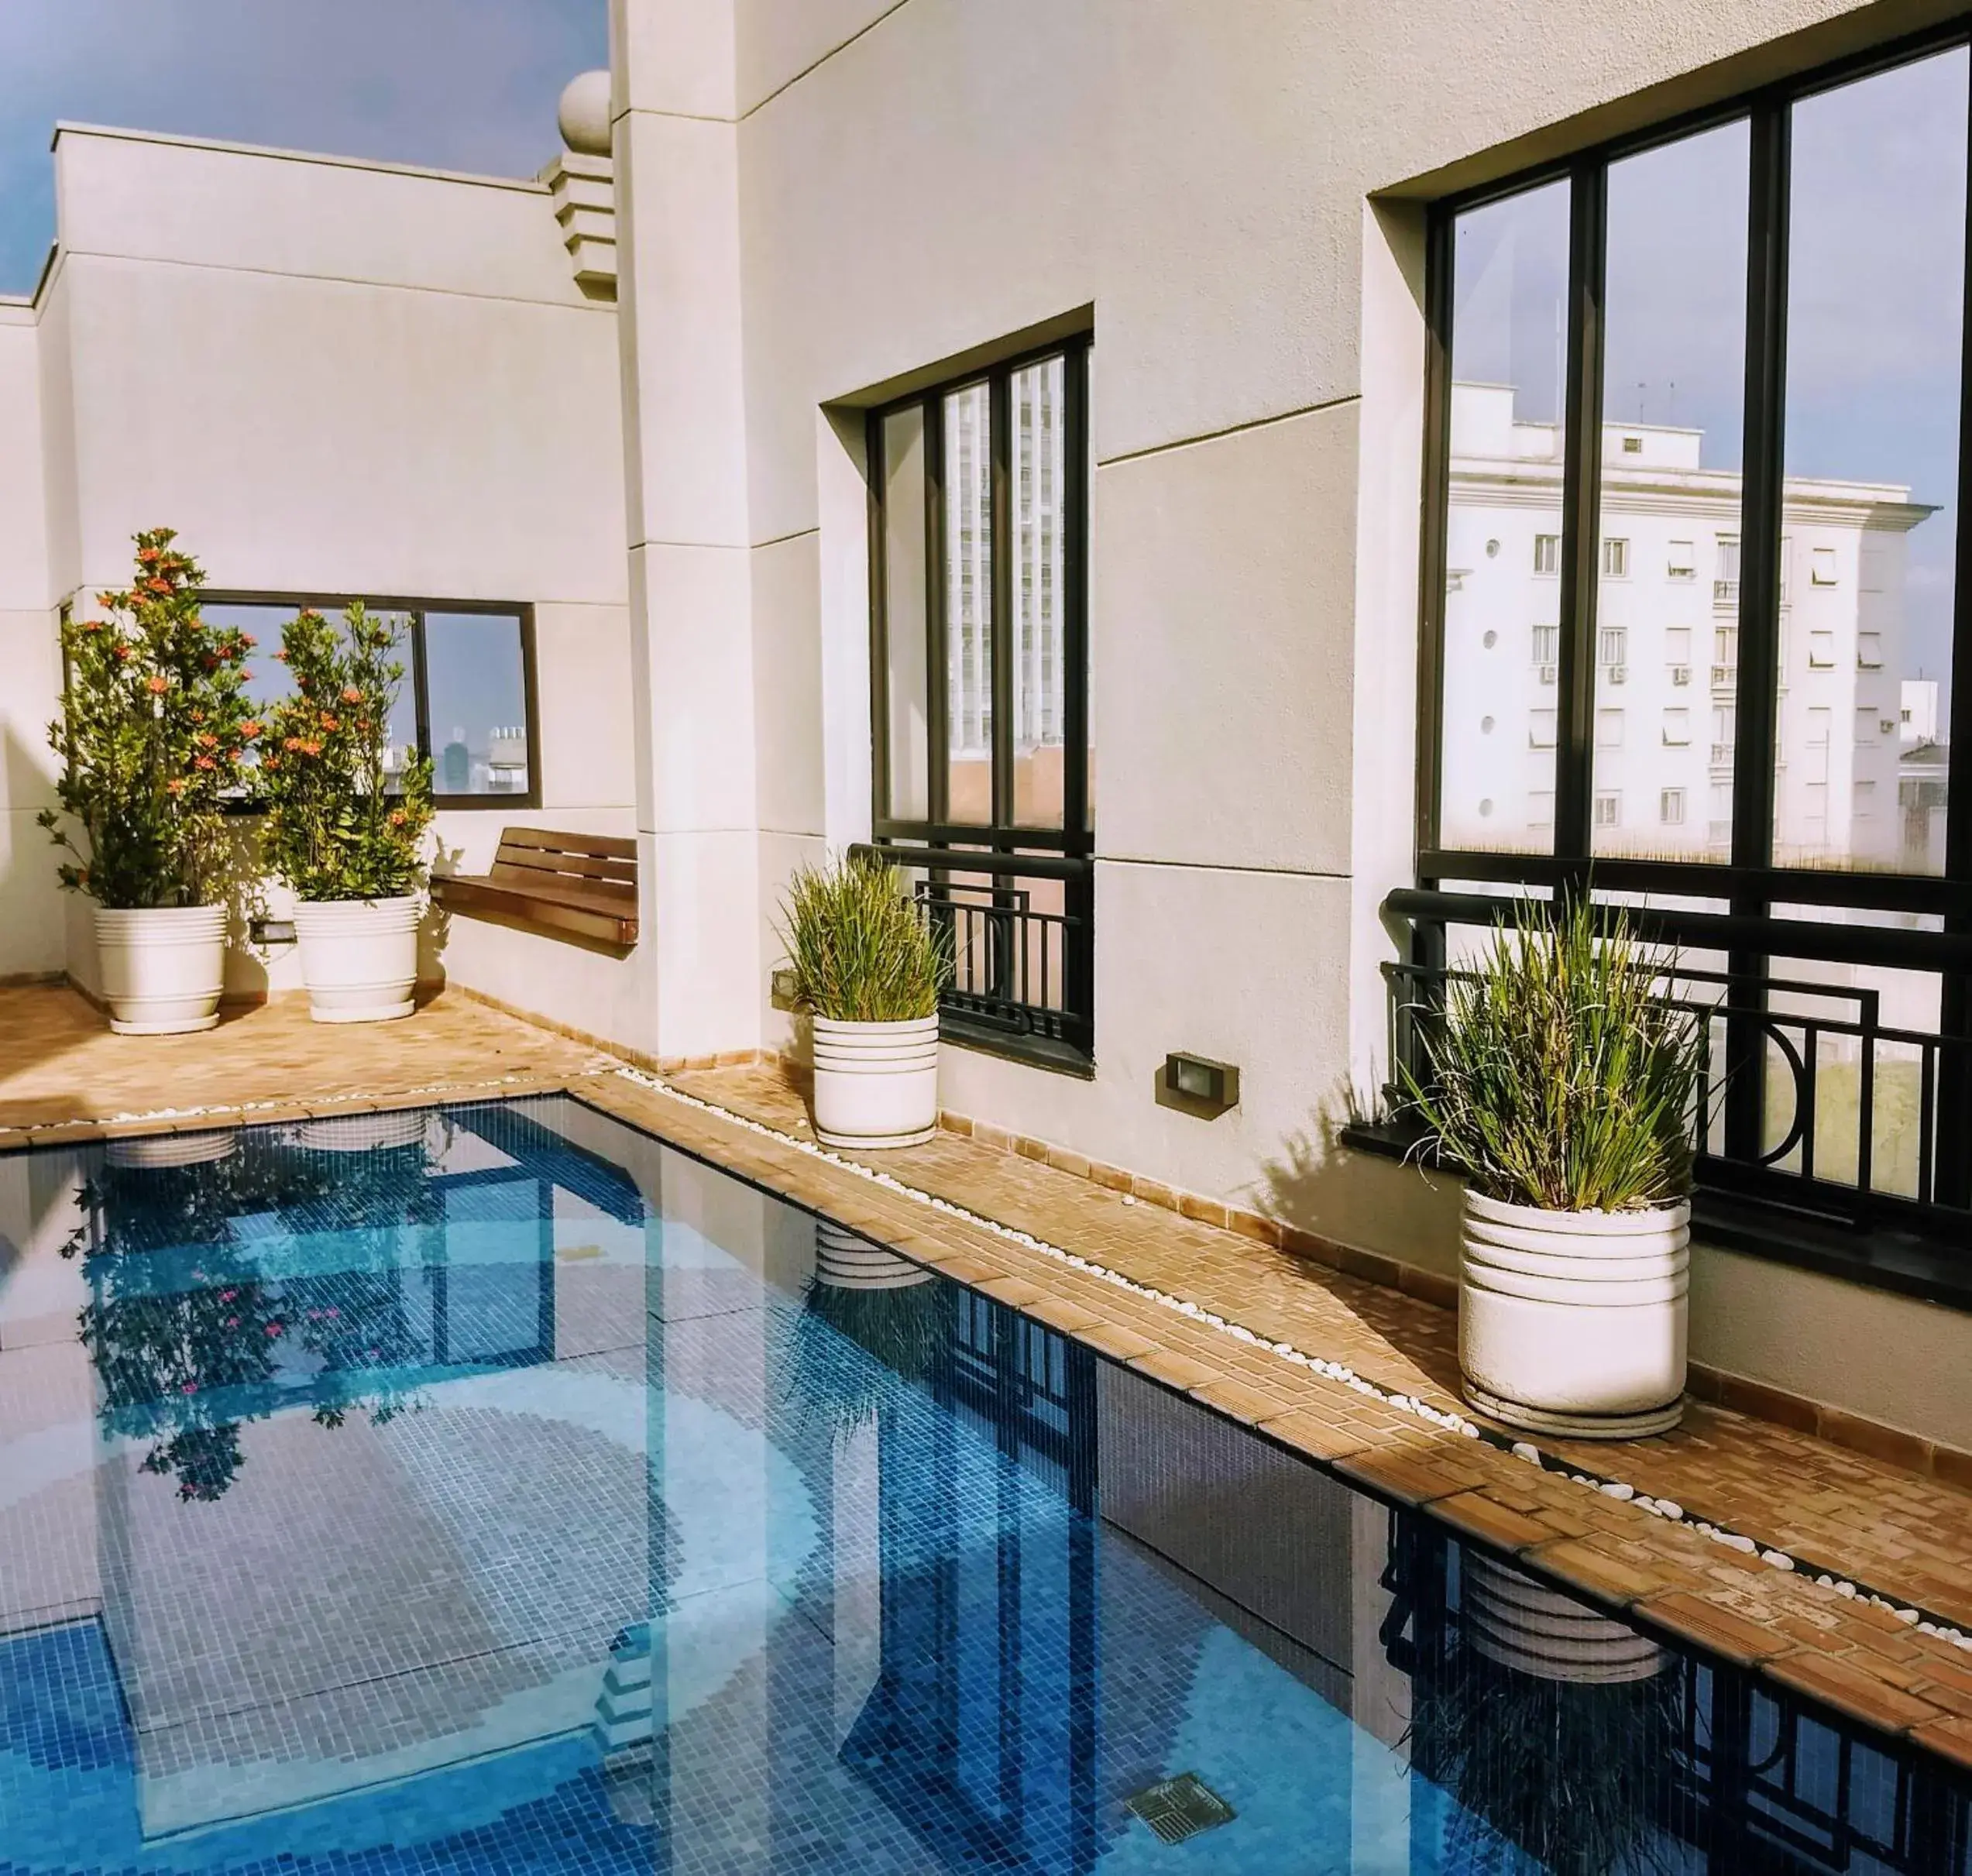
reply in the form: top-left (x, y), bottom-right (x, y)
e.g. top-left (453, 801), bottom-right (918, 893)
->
top-left (432, 828), bottom-right (639, 946)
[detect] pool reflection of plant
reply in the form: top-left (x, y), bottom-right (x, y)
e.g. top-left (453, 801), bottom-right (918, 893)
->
top-left (782, 1234), bottom-right (949, 1439)
top-left (1412, 1623), bottom-right (1684, 1876)
top-left (64, 1135), bottom-right (443, 1500)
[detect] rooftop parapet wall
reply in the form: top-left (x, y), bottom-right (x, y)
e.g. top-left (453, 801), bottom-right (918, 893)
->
top-left (50, 125), bottom-right (592, 311)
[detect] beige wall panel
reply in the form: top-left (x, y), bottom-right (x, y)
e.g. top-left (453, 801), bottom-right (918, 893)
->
top-left (648, 826), bottom-right (763, 1058)
top-left (1096, 406), bottom-right (1357, 876)
top-left (53, 130), bottom-right (582, 308)
top-left (614, 0), bottom-right (739, 122)
top-left (0, 810), bottom-right (65, 979)
top-left (60, 256), bottom-right (624, 602)
top-left (750, 530), bottom-right (825, 838)
top-left (533, 603), bottom-right (638, 813)
top-left (634, 542), bottom-right (758, 836)
top-left (736, 0), bottom-right (899, 115)
top-left (0, 322), bottom-right (49, 608)
top-left (756, 826), bottom-right (825, 1056)
top-left (616, 110), bottom-right (748, 551)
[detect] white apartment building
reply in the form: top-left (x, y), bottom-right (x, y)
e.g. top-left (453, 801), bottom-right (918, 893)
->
top-left (1441, 383), bottom-right (1934, 869)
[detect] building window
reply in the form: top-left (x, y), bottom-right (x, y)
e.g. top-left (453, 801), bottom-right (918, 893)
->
top-left (207, 597), bottom-right (537, 806)
top-left (1531, 624), bottom-right (1559, 665)
top-left (1417, 36), bottom-right (1972, 1265)
top-left (867, 335), bottom-right (1094, 1069)
top-left (1596, 708), bottom-right (1625, 748)
top-left (1533, 534), bottom-right (1561, 575)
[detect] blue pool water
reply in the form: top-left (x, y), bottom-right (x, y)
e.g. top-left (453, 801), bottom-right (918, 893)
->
top-left (0, 1095), bottom-right (1965, 1874)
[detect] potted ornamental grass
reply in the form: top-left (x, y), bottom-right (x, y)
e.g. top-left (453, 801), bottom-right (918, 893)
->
top-left (780, 853), bottom-right (948, 1150)
top-left (41, 531), bottom-right (260, 1035)
top-left (259, 603), bottom-right (435, 1023)
top-left (1403, 895), bottom-right (1709, 1439)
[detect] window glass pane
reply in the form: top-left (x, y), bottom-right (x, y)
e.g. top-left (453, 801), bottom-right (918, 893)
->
top-left (1011, 355), bottom-right (1067, 829)
top-left (1439, 180), bottom-right (1569, 853)
top-left (424, 613), bottom-right (529, 796)
top-left (1780, 48), bottom-right (1965, 874)
top-left (943, 381), bottom-right (994, 824)
top-left (202, 603), bottom-right (300, 720)
top-left (880, 405), bottom-right (932, 823)
top-left (1595, 119), bottom-right (1750, 862)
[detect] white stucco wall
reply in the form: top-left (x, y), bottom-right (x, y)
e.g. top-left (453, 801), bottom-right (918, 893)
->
top-left (0, 308), bottom-right (62, 981)
top-left (602, 0), bottom-right (1971, 1441)
top-left (28, 127), bottom-right (636, 1038)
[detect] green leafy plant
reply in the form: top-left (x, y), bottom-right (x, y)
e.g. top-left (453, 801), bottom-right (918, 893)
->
top-left (40, 529), bottom-right (260, 908)
top-left (259, 603), bottom-right (435, 901)
top-left (779, 853), bottom-right (948, 1022)
top-left (783, 1273), bottom-right (949, 1438)
top-left (1401, 895), bottom-right (1709, 1213)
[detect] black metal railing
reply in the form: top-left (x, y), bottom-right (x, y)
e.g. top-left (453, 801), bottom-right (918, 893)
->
top-left (1379, 888), bottom-right (1972, 1255)
top-left (854, 842), bottom-right (1094, 1069)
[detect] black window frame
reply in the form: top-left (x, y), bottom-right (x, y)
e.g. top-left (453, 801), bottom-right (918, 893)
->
top-left (864, 333), bottom-right (1095, 1074)
top-left (205, 592), bottom-right (541, 812)
top-left (1407, 20), bottom-right (1972, 1291)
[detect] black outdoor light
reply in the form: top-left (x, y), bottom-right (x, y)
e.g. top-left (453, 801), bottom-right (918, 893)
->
top-left (1162, 1052), bottom-right (1239, 1116)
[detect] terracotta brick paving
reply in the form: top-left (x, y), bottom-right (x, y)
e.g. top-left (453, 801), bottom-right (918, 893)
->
top-left (0, 984), bottom-right (611, 1142)
top-left (4, 982), bottom-right (1972, 1763)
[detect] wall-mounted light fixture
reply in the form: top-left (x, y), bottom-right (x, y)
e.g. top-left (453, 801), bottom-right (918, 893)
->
top-left (770, 967), bottom-right (801, 1012)
top-left (1160, 1052), bottom-right (1239, 1118)
top-left (250, 918), bottom-right (297, 947)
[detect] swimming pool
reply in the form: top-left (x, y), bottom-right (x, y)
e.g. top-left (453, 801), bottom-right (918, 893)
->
top-left (0, 1094), bottom-right (1964, 1874)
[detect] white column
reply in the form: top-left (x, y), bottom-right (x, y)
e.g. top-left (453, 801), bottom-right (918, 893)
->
top-left (611, 0), bottom-right (762, 1061)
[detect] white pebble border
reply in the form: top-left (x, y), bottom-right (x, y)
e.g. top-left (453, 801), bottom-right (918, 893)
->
top-left (617, 1065), bottom-right (1972, 1658)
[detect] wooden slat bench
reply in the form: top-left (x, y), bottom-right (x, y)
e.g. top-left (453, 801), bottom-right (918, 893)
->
top-left (432, 828), bottom-right (640, 946)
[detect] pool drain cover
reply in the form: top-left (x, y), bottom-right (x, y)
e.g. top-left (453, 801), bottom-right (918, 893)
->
top-left (1124, 1771), bottom-right (1235, 1845)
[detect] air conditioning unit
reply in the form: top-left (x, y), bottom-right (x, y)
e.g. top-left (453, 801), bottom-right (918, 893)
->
top-left (1608, 665), bottom-right (1627, 685)
top-left (1670, 665), bottom-right (1691, 685)
top-left (1537, 664), bottom-right (1557, 685)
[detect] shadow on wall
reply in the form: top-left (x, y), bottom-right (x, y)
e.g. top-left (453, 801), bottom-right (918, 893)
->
top-left (1254, 1082), bottom-right (1465, 1290)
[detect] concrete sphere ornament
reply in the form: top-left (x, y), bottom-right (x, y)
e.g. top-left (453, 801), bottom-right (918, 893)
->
top-left (558, 71), bottom-right (613, 157)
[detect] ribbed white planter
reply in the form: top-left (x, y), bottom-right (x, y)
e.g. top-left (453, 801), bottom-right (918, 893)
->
top-left (810, 1014), bottom-right (939, 1150)
top-left (1460, 1191), bottom-right (1689, 1440)
top-left (813, 1218), bottom-right (934, 1290)
top-left (1464, 1552), bottom-right (1665, 1684)
top-left (105, 1130), bottom-right (238, 1170)
top-left (295, 1109), bottom-right (430, 1153)
top-left (292, 896), bottom-right (421, 1025)
top-left (94, 905), bottom-right (227, 1036)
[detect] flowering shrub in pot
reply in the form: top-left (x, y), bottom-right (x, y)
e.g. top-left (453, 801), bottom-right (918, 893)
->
top-left (40, 531), bottom-right (259, 1034)
top-left (1403, 896), bottom-right (1709, 1439)
top-left (779, 854), bottom-right (948, 1150)
top-left (259, 603), bottom-right (435, 1022)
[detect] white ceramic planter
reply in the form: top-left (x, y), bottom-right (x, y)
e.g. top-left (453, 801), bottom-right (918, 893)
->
top-left (292, 896), bottom-right (421, 1025)
top-left (813, 1218), bottom-right (934, 1290)
top-left (810, 1014), bottom-right (939, 1150)
top-left (94, 905), bottom-right (227, 1036)
top-left (1463, 1552), bottom-right (1665, 1684)
top-left (105, 1130), bottom-right (238, 1170)
top-left (1459, 1190), bottom-right (1689, 1440)
top-left (296, 1109), bottom-right (430, 1153)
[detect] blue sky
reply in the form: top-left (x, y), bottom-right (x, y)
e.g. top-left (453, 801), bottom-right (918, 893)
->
top-left (0, 0), bottom-right (608, 295)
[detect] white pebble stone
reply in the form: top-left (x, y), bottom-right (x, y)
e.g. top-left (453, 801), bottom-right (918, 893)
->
top-left (1600, 1482), bottom-right (1636, 1501)
top-left (1895, 1607), bottom-right (1920, 1625)
top-left (1511, 1442), bottom-right (1542, 1464)
top-left (1761, 1551), bottom-right (1793, 1571)
top-left (1836, 1581), bottom-right (1857, 1599)
top-left (1458, 1421), bottom-right (1481, 1438)
top-left (1656, 1502), bottom-right (1682, 1521)
top-left (1121, 1195), bottom-right (1137, 1206)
